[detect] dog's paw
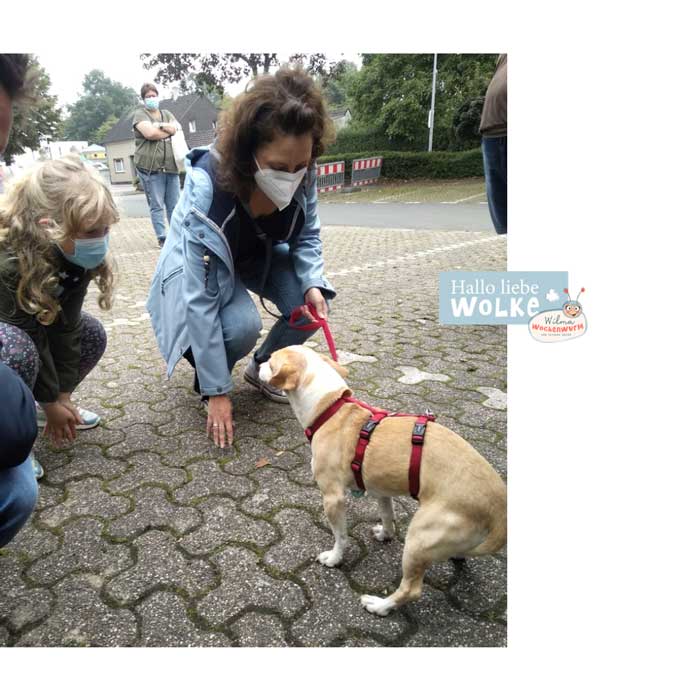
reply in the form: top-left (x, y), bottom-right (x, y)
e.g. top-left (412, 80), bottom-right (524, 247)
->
top-left (360, 594), bottom-right (394, 616)
top-left (317, 549), bottom-right (342, 567)
top-left (372, 524), bottom-right (393, 542)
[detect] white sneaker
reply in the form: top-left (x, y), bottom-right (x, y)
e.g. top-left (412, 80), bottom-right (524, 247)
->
top-left (36, 404), bottom-right (101, 430)
top-left (243, 357), bottom-right (289, 404)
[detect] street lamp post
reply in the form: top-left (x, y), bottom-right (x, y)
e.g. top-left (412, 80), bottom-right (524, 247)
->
top-left (428, 53), bottom-right (438, 152)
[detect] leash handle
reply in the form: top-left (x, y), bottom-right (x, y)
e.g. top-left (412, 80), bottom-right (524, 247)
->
top-left (289, 305), bottom-right (338, 362)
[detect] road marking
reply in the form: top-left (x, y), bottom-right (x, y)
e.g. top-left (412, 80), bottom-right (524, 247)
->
top-left (440, 191), bottom-right (487, 204)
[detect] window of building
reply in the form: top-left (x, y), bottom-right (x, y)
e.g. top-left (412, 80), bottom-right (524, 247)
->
top-left (114, 158), bottom-right (125, 173)
top-left (212, 121), bottom-right (217, 130)
top-left (189, 120), bottom-right (196, 133)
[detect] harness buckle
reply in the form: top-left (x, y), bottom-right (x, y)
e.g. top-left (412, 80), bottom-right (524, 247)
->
top-left (412, 422), bottom-right (427, 445)
top-left (304, 428), bottom-right (313, 441)
top-left (351, 460), bottom-right (363, 472)
top-left (359, 419), bottom-right (379, 440)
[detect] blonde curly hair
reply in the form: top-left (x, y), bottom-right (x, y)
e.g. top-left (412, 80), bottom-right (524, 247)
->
top-left (0, 155), bottom-right (118, 325)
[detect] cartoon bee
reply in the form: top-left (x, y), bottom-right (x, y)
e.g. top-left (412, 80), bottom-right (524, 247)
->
top-left (562, 287), bottom-right (585, 318)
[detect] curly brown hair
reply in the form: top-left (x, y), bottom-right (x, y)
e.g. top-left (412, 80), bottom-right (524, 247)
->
top-left (215, 65), bottom-right (335, 200)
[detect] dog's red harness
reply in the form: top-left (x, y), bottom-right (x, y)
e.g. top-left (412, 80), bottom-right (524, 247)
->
top-left (304, 396), bottom-right (435, 500)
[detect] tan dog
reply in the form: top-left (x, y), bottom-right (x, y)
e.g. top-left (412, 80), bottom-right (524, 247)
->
top-left (259, 345), bottom-right (507, 616)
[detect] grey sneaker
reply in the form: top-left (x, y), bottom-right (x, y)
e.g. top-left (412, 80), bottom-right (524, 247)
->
top-left (243, 357), bottom-right (289, 404)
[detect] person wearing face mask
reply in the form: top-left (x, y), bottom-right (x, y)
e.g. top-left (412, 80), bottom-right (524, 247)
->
top-left (133, 82), bottom-right (180, 247)
top-left (147, 65), bottom-right (337, 448)
top-left (0, 155), bottom-right (119, 478)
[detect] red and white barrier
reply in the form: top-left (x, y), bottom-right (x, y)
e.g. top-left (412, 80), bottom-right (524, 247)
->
top-left (316, 161), bottom-right (345, 193)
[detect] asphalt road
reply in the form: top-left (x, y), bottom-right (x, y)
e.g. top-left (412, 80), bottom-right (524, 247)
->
top-left (114, 191), bottom-right (495, 232)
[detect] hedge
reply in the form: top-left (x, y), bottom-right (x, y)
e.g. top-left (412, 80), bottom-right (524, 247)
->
top-left (327, 128), bottom-right (414, 155)
top-left (317, 149), bottom-right (484, 180)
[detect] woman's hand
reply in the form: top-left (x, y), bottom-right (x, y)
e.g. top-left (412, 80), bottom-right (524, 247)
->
top-left (206, 394), bottom-right (235, 448)
top-left (160, 123), bottom-right (177, 136)
top-left (42, 401), bottom-right (79, 448)
top-left (302, 287), bottom-right (328, 322)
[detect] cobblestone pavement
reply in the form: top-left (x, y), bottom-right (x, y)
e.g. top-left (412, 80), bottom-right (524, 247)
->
top-left (0, 219), bottom-right (507, 647)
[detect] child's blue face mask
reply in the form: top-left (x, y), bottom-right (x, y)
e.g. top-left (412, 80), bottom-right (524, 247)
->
top-left (59, 232), bottom-right (110, 270)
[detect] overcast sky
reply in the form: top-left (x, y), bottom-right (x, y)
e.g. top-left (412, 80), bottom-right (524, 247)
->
top-left (35, 52), bottom-right (362, 111)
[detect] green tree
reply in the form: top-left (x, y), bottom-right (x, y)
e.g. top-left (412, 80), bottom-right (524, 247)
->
top-left (141, 53), bottom-right (280, 94)
top-left (62, 70), bottom-right (138, 144)
top-left (3, 56), bottom-right (61, 165)
top-left (319, 60), bottom-right (359, 108)
top-left (141, 53), bottom-right (343, 96)
top-left (347, 54), bottom-right (497, 150)
top-left (94, 115), bottom-right (119, 145)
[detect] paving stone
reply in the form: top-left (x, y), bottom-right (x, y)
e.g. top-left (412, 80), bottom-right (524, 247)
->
top-left (106, 530), bottom-right (216, 606)
top-left (38, 478), bottom-right (131, 528)
top-left (159, 430), bottom-right (238, 466)
top-left (197, 546), bottom-right (306, 626)
top-left (403, 585), bottom-right (505, 647)
top-left (137, 591), bottom-right (229, 647)
top-left (180, 497), bottom-right (277, 556)
top-left (444, 556), bottom-right (507, 617)
top-left (104, 423), bottom-right (177, 459)
top-left (27, 517), bottom-right (132, 586)
top-left (73, 426), bottom-right (128, 450)
top-left (290, 565), bottom-right (409, 646)
top-left (264, 508), bottom-right (361, 574)
top-left (221, 437), bottom-right (281, 475)
top-left (4, 522), bottom-right (60, 561)
top-left (107, 486), bottom-right (201, 538)
top-left (17, 574), bottom-right (138, 647)
top-left (228, 611), bottom-right (289, 647)
top-left (0, 554), bottom-right (54, 632)
top-left (173, 461), bottom-right (254, 504)
top-left (45, 445), bottom-right (129, 484)
top-left (238, 468), bottom-right (322, 518)
top-left (106, 452), bottom-right (189, 493)
top-left (106, 401), bottom-right (172, 432)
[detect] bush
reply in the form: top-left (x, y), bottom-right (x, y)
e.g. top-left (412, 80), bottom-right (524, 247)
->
top-left (317, 149), bottom-right (484, 180)
top-left (327, 127), bottom-right (414, 155)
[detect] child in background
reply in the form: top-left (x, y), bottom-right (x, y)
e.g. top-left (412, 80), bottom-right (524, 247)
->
top-left (0, 155), bottom-right (118, 478)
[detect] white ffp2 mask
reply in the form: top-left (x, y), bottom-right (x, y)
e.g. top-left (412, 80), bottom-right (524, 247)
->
top-left (253, 156), bottom-right (307, 211)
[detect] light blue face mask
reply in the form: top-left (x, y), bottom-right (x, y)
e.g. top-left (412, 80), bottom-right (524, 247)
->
top-left (59, 234), bottom-right (110, 270)
top-left (144, 97), bottom-right (160, 110)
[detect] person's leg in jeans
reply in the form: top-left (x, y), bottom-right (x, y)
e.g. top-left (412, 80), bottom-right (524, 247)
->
top-left (137, 169), bottom-right (167, 243)
top-left (164, 172), bottom-right (181, 229)
top-left (482, 136), bottom-right (507, 234)
top-left (182, 273), bottom-right (263, 396)
top-left (0, 455), bottom-right (38, 548)
top-left (240, 243), bottom-right (329, 363)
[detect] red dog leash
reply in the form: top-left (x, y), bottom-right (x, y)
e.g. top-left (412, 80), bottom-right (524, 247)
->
top-left (289, 305), bottom-right (338, 362)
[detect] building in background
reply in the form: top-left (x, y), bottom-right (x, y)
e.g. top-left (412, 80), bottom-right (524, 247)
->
top-left (329, 107), bottom-right (352, 131)
top-left (82, 144), bottom-right (107, 160)
top-left (102, 93), bottom-right (219, 185)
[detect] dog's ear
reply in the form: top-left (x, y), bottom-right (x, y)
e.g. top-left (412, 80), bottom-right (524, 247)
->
top-left (318, 353), bottom-right (349, 379)
top-left (268, 361), bottom-right (302, 391)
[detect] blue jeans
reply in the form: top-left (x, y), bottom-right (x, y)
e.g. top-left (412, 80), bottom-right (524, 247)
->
top-left (184, 243), bottom-right (331, 394)
top-left (0, 456), bottom-right (38, 548)
top-left (137, 169), bottom-right (181, 242)
top-left (482, 136), bottom-right (507, 234)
